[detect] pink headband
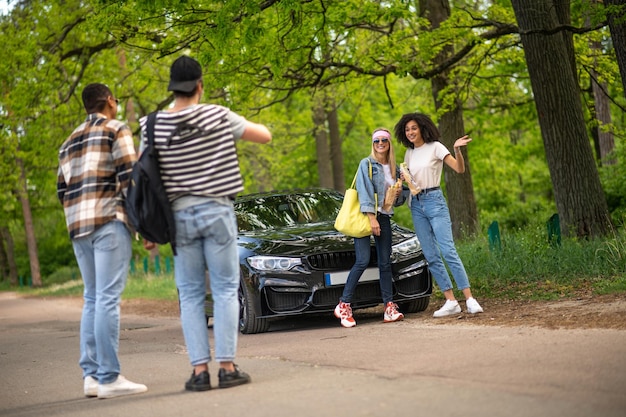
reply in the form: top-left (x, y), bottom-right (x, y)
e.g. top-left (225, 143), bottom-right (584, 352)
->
top-left (372, 130), bottom-right (391, 141)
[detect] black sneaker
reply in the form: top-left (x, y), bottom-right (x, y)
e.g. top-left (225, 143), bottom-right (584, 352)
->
top-left (218, 365), bottom-right (251, 389)
top-left (185, 370), bottom-right (211, 391)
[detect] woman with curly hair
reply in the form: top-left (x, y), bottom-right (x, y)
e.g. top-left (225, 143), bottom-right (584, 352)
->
top-left (394, 113), bottom-right (483, 317)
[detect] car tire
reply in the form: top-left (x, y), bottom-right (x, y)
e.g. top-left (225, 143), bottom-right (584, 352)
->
top-left (399, 296), bottom-right (430, 314)
top-left (239, 277), bottom-right (270, 334)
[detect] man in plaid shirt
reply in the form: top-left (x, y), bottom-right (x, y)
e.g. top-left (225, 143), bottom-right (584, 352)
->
top-left (57, 83), bottom-right (147, 399)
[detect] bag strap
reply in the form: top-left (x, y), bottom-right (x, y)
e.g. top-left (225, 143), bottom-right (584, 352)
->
top-left (350, 159), bottom-right (373, 188)
top-left (349, 173), bottom-right (358, 189)
top-left (350, 159), bottom-right (378, 209)
top-left (146, 112), bottom-right (157, 147)
top-left (369, 159), bottom-right (378, 210)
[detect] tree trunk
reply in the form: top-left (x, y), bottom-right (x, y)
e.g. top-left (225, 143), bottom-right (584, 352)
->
top-left (0, 226), bottom-right (18, 286)
top-left (511, 0), bottom-right (611, 237)
top-left (312, 98), bottom-right (333, 189)
top-left (590, 54), bottom-right (615, 166)
top-left (0, 227), bottom-right (10, 283)
top-left (118, 48), bottom-right (137, 126)
top-left (435, 101), bottom-right (479, 237)
top-left (420, 0), bottom-right (479, 238)
top-left (585, 1), bottom-right (615, 165)
top-left (326, 101), bottom-right (344, 191)
top-left (605, 0), bottom-right (626, 96)
top-left (553, 0), bottom-right (577, 81)
top-left (16, 156), bottom-right (42, 287)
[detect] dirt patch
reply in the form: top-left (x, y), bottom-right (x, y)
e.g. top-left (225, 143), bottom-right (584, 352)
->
top-left (116, 293), bottom-right (626, 330)
top-left (432, 293), bottom-right (626, 330)
top-left (121, 298), bottom-right (181, 318)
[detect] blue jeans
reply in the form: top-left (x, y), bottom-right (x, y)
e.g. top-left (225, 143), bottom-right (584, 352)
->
top-left (341, 214), bottom-right (394, 304)
top-left (174, 200), bottom-right (239, 365)
top-left (73, 221), bottom-right (131, 384)
top-left (410, 190), bottom-right (470, 292)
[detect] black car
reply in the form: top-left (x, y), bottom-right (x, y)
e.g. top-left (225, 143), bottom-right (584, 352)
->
top-left (206, 188), bottom-right (432, 334)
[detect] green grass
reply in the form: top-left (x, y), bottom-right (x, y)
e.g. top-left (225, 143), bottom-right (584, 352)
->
top-left (123, 274), bottom-right (178, 300)
top-left (9, 273), bottom-right (179, 301)
top-left (457, 226), bottom-right (626, 300)
top-left (2, 227), bottom-right (625, 302)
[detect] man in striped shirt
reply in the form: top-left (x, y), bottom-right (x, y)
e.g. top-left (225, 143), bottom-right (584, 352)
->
top-left (139, 56), bottom-right (271, 392)
top-left (57, 83), bottom-right (147, 399)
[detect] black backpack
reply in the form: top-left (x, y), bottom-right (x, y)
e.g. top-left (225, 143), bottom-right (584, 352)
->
top-left (126, 112), bottom-right (177, 254)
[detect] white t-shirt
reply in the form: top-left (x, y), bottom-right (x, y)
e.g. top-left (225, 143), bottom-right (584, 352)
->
top-left (382, 164), bottom-right (395, 188)
top-left (404, 142), bottom-right (450, 189)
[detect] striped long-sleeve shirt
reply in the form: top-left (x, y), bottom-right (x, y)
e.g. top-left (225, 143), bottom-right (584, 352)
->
top-left (57, 113), bottom-right (137, 239)
top-left (138, 104), bottom-right (246, 205)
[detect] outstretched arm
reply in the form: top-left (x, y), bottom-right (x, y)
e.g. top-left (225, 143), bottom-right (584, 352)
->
top-left (240, 121), bottom-right (272, 144)
top-left (444, 135), bottom-right (472, 173)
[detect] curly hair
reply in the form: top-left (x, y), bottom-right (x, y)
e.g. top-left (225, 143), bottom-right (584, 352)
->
top-left (394, 113), bottom-right (441, 149)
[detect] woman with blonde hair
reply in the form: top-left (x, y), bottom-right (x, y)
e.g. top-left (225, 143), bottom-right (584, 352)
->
top-left (334, 128), bottom-right (408, 327)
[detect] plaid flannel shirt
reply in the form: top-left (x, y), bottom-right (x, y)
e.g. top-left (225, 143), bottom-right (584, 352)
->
top-left (57, 113), bottom-right (137, 239)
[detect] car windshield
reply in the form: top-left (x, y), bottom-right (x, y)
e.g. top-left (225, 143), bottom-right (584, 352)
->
top-left (235, 191), bottom-right (343, 231)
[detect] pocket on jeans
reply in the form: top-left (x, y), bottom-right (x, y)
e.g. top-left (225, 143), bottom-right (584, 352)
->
top-left (209, 217), bottom-right (235, 245)
top-left (196, 208), bottom-right (236, 245)
top-left (93, 223), bottom-right (121, 252)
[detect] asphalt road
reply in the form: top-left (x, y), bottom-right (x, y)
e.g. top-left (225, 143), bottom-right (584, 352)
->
top-left (1, 291), bottom-right (625, 417)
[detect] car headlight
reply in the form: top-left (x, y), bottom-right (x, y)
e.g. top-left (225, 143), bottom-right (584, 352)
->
top-left (392, 236), bottom-right (420, 256)
top-left (247, 256), bottom-right (303, 272)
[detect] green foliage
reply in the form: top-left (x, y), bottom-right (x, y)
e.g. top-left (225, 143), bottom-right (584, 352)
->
top-left (1, 0), bottom-right (624, 283)
top-left (44, 266), bottom-right (81, 286)
top-left (458, 224), bottom-right (626, 299)
top-left (599, 141), bottom-right (626, 224)
top-left (594, 229), bottom-right (626, 275)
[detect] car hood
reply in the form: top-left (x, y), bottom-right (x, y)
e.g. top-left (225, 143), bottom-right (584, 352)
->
top-left (237, 221), bottom-right (414, 257)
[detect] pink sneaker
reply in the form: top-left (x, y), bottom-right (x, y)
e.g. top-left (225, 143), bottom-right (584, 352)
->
top-left (334, 301), bottom-right (356, 328)
top-left (383, 302), bottom-right (404, 323)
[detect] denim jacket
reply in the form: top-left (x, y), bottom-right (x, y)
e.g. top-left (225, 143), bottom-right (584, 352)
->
top-left (355, 156), bottom-right (409, 215)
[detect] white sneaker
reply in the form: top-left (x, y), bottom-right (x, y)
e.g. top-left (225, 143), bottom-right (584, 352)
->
top-left (466, 297), bottom-right (484, 314)
top-left (84, 376), bottom-right (98, 397)
top-left (433, 300), bottom-right (461, 317)
top-left (97, 375), bottom-right (148, 399)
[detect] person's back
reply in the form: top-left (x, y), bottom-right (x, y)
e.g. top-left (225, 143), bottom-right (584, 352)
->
top-left (58, 114), bottom-right (135, 239)
top-left (142, 55), bottom-right (271, 392)
top-left (57, 83), bottom-right (147, 399)
top-left (140, 104), bottom-right (244, 205)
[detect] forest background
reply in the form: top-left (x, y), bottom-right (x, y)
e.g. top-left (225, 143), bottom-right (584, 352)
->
top-left (0, 0), bottom-right (625, 288)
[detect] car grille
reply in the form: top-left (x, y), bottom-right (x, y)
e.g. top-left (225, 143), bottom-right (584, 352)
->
top-left (264, 288), bottom-right (309, 312)
top-left (312, 281), bottom-right (381, 306)
top-left (395, 272), bottom-right (430, 295)
top-left (306, 248), bottom-right (377, 270)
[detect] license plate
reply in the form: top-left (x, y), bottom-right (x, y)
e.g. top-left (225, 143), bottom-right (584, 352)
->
top-left (324, 268), bottom-right (380, 286)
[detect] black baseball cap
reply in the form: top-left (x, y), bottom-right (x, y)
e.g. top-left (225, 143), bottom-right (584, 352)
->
top-left (168, 56), bottom-right (202, 93)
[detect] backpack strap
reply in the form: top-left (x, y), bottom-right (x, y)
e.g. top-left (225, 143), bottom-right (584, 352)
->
top-left (146, 112), bottom-right (157, 147)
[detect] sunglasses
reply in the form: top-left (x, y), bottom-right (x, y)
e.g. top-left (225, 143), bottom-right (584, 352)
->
top-left (373, 138), bottom-right (389, 144)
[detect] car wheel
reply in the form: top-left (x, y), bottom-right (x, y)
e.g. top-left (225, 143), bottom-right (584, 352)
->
top-left (399, 296), bottom-right (430, 314)
top-left (239, 277), bottom-right (270, 334)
